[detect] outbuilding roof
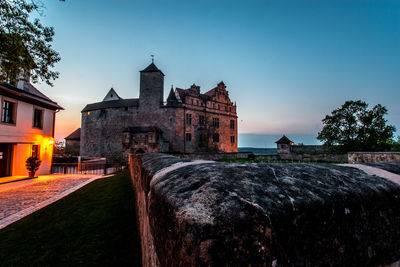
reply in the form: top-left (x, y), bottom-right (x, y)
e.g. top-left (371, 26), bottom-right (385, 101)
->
top-left (81, 98), bottom-right (139, 112)
top-left (275, 135), bottom-right (294, 144)
top-left (65, 128), bottom-right (81, 140)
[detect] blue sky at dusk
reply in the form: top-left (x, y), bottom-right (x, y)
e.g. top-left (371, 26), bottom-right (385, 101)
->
top-left (37, 0), bottom-right (400, 147)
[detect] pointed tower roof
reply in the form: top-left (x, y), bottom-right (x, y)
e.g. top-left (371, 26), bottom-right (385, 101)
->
top-left (103, 88), bottom-right (122, 102)
top-left (275, 135), bottom-right (294, 144)
top-left (140, 62), bottom-right (165, 76)
top-left (167, 87), bottom-right (177, 102)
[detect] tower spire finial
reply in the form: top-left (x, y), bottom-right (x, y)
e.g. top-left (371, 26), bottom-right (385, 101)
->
top-left (151, 54), bottom-right (154, 63)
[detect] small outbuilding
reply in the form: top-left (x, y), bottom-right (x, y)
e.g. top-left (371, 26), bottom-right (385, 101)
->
top-left (275, 135), bottom-right (293, 154)
top-left (65, 128), bottom-right (81, 156)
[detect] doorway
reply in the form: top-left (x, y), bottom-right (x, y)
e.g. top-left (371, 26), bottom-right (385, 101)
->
top-left (0, 143), bottom-right (13, 177)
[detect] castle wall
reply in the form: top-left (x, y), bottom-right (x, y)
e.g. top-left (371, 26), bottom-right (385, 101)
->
top-left (81, 106), bottom-right (141, 163)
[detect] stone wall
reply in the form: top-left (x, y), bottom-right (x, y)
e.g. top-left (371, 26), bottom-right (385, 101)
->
top-left (348, 152), bottom-right (400, 163)
top-left (171, 152), bottom-right (251, 161)
top-left (277, 144), bottom-right (347, 163)
top-left (279, 152), bottom-right (347, 163)
top-left (130, 153), bottom-right (400, 266)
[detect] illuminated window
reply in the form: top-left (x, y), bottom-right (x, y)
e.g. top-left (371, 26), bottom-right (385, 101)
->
top-left (186, 113), bottom-right (192, 125)
top-left (33, 109), bottom-right (43, 129)
top-left (32, 145), bottom-right (40, 159)
top-left (1, 100), bottom-right (15, 124)
top-left (185, 133), bottom-right (192, 141)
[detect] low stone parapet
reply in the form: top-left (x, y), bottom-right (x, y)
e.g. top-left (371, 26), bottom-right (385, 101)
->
top-left (130, 153), bottom-right (400, 266)
top-left (348, 152), bottom-right (400, 163)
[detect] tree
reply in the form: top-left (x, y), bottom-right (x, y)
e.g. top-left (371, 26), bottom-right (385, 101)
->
top-left (0, 0), bottom-right (60, 86)
top-left (317, 100), bottom-right (396, 152)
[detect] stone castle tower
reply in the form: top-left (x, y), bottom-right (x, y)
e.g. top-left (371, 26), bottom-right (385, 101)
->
top-left (139, 62), bottom-right (164, 109)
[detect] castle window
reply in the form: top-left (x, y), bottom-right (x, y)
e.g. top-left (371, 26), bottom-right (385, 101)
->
top-left (191, 99), bottom-right (194, 105)
top-left (185, 133), bottom-right (192, 141)
top-left (33, 108), bottom-right (43, 129)
top-left (230, 120), bottom-right (235, 129)
top-left (1, 100), bottom-right (16, 124)
top-left (230, 136), bottom-right (235, 143)
top-left (196, 100), bottom-right (199, 105)
top-left (213, 103), bottom-right (216, 109)
top-left (218, 105), bottom-right (220, 110)
top-left (199, 115), bottom-right (205, 126)
top-left (225, 106), bottom-right (227, 111)
top-left (212, 118), bottom-right (219, 128)
top-left (213, 133), bottom-right (219, 143)
top-left (229, 107), bottom-right (231, 112)
top-left (186, 113), bottom-right (192, 125)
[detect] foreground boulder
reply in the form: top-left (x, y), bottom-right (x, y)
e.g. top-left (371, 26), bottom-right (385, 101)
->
top-left (130, 154), bottom-right (400, 266)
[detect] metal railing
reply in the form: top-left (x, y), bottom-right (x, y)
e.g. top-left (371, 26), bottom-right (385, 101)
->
top-left (51, 162), bottom-right (124, 175)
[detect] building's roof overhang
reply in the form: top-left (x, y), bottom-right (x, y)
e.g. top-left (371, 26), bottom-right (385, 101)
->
top-left (0, 83), bottom-right (63, 110)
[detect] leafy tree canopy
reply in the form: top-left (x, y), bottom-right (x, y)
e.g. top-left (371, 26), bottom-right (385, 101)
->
top-left (317, 100), bottom-right (396, 152)
top-left (0, 0), bottom-right (61, 86)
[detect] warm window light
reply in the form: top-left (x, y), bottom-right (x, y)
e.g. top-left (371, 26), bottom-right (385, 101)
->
top-left (49, 140), bottom-right (54, 144)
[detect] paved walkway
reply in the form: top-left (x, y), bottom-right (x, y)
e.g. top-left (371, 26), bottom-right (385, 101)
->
top-left (0, 174), bottom-right (104, 229)
top-left (341, 164), bottom-right (400, 185)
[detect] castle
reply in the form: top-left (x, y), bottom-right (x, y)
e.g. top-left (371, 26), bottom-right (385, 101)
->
top-left (80, 62), bottom-right (238, 163)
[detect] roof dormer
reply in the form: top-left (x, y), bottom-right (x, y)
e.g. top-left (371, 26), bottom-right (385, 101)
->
top-left (103, 88), bottom-right (122, 101)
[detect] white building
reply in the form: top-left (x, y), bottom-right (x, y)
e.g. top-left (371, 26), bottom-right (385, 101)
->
top-left (0, 82), bottom-right (63, 177)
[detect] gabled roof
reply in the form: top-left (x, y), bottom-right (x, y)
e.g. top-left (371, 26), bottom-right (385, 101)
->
top-left (275, 135), bottom-right (293, 144)
top-left (81, 98), bottom-right (139, 112)
top-left (0, 82), bottom-right (63, 110)
top-left (140, 62), bottom-right (165, 76)
top-left (65, 128), bottom-right (81, 140)
top-left (103, 88), bottom-right (121, 101)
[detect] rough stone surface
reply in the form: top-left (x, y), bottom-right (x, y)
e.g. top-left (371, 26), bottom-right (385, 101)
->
top-left (130, 153), bottom-right (400, 266)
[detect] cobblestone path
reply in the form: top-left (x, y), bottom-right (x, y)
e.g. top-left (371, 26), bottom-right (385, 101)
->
top-left (0, 174), bottom-right (102, 229)
top-left (341, 164), bottom-right (400, 186)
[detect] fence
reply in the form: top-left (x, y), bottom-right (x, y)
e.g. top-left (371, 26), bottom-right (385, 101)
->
top-left (51, 162), bottom-right (124, 175)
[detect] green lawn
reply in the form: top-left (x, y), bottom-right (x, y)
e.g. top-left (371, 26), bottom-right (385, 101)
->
top-left (0, 171), bottom-right (142, 267)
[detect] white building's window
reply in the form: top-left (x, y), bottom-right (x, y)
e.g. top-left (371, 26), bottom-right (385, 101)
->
top-left (1, 100), bottom-right (16, 124)
top-left (33, 108), bottom-right (43, 129)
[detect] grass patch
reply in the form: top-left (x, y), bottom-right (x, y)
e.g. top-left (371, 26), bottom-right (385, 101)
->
top-left (0, 171), bottom-right (141, 266)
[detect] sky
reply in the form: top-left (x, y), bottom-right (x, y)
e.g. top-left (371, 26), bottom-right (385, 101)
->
top-left (35, 0), bottom-right (400, 147)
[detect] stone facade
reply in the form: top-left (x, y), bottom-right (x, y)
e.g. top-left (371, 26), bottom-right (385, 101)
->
top-left (80, 62), bottom-right (238, 163)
